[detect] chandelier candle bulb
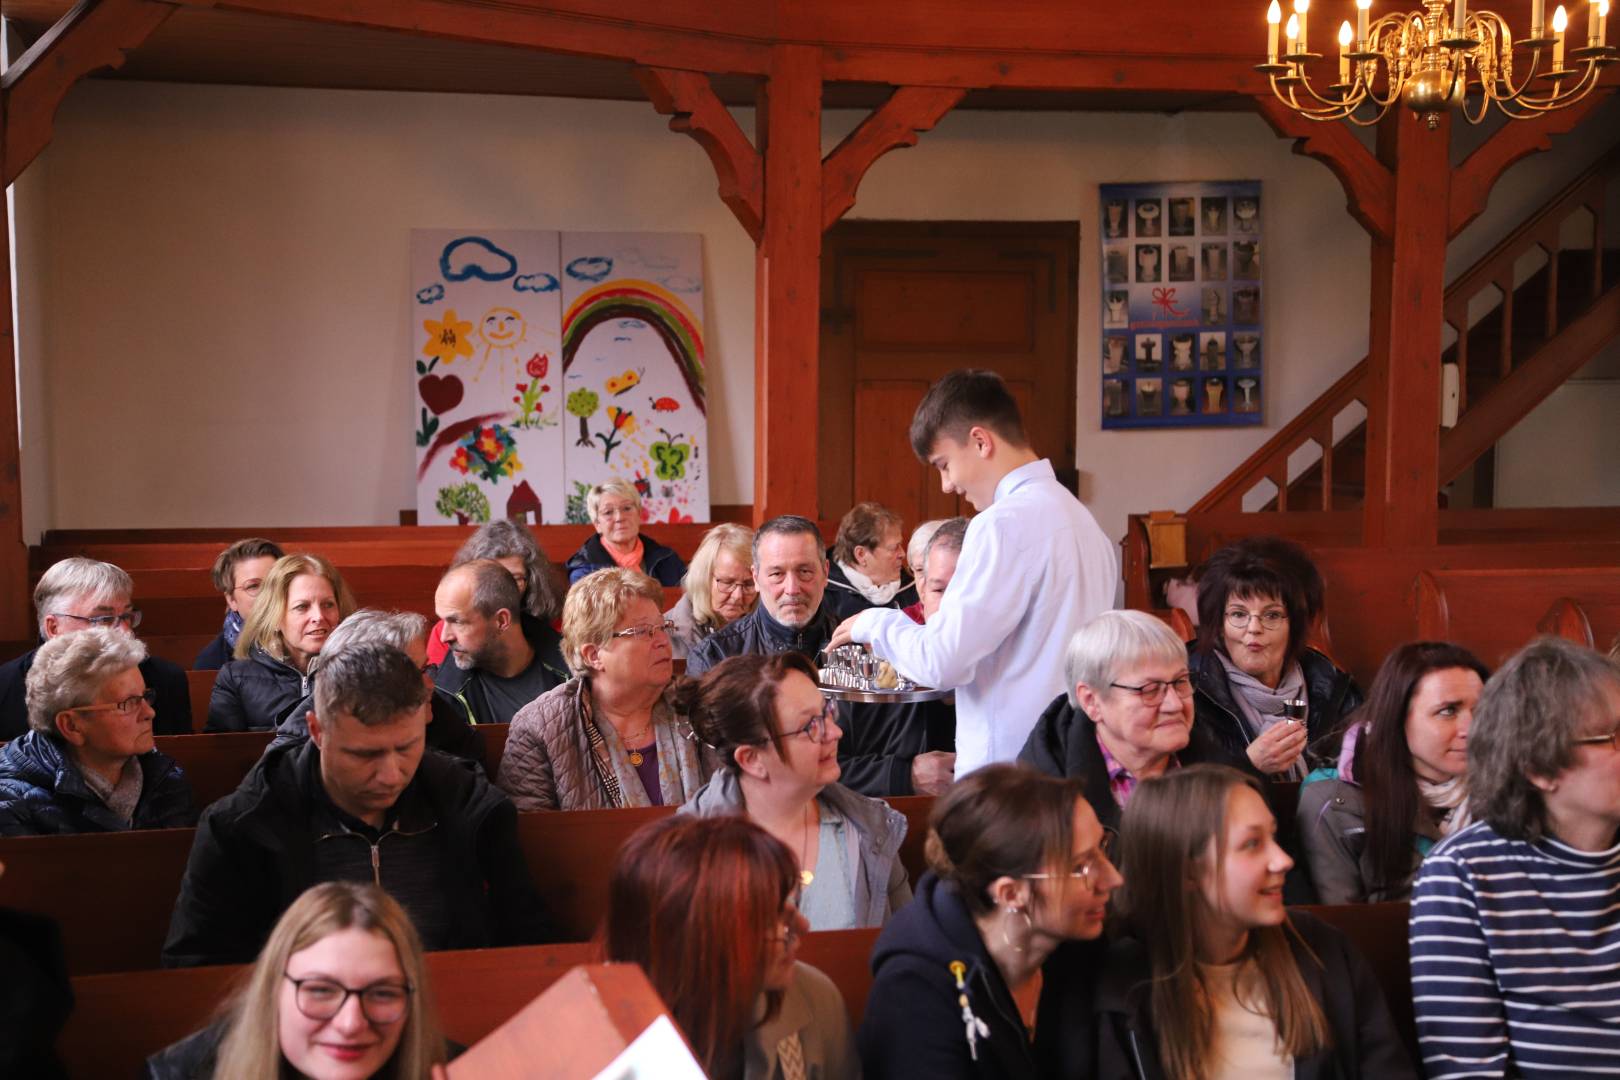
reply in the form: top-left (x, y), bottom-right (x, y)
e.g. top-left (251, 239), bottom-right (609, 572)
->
top-left (1339, 20), bottom-right (1353, 79)
top-left (1455, 0), bottom-right (1467, 35)
top-left (1268, 0), bottom-right (1282, 62)
top-left (1294, 0), bottom-right (1310, 51)
top-left (1553, 4), bottom-right (1567, 65)
top-left (1590, 0), bottom-right (1603, 45)
top-left (1357, 0), bottom-right (1371, 42)
top-left (1286, 11), bottom-right (1300, 53)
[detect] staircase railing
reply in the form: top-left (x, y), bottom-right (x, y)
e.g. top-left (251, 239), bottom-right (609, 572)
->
top-left (1191, 141), bottom-right (1620, 516)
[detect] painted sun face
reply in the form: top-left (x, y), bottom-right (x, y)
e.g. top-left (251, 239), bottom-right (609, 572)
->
top-left (480, 308), bottom-right (525, 346)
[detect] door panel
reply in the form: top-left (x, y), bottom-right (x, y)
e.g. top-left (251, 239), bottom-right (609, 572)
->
top-left (821, 222), bottom-right (1079, 525)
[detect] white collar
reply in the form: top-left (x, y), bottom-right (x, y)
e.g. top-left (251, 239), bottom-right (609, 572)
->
top-left (991, 457), bottom-right (1054, 504)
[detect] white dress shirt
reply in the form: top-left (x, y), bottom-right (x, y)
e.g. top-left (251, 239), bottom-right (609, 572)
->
top-left (852, 459), bottom-right (1117, 776)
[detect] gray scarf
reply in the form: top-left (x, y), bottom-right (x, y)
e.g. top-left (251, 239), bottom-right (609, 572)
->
top-left (1217, 650), bottom-right (1309, 780)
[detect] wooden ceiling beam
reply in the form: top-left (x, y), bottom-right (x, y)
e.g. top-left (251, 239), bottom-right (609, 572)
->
top-left (2, 0), bottom-right (176, 187)
top-left (821, 85), bottom-right (964, 231)
top-left (1253, 95), bottom-right (1395, 244)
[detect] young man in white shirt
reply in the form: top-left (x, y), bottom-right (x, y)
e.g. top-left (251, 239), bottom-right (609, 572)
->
top-left (829, 369), bottom-right (1117, 777)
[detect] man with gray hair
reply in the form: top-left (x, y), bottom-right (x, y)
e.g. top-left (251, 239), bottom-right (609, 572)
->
top-left (0, 557), bottom-right (191, 740)
top-left (269, 608), bottom-right (481, 767)
top-left (918, 517), bottom-right (969, 623)
top-left (163, 642), bottom-right (554, 968)
top-left (433, 559), bottom-right (568, 726)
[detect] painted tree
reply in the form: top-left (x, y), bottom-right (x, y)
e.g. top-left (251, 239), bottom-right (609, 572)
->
top-left (567, 388), bottom-right (599, 448)
top-left (434, 482), bottom-right (490, 525)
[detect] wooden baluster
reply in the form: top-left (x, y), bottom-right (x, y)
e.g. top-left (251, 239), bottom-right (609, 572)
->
top-left (1451, 311), bottom-right (1468, 414)
top-left (1498, 272), bottom-right (1514, 377)
top-left (1318, 420), bottom-right (1335, 511)
top-left (1273, 462), bottom-right (1290, 512)
top-left (1545, 227), bottom-right (1561, 339)
top-left (1590, 195), bottom-right (1605, 302)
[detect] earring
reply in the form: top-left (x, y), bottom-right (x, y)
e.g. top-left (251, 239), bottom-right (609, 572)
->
top-left (1001, 905), bottom-right (1032, 954)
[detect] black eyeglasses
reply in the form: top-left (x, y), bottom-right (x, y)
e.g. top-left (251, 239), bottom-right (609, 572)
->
top-left (1108, 675), bottom-right (1193, 707)
top-left (51, 610), bottom-right (143, 631)
top-left (71, 689), bottom-right (158, 717)
top-left (782, 698), bottom-right (840, 744)
top-left (284, 974), bottom-right (413, 1024)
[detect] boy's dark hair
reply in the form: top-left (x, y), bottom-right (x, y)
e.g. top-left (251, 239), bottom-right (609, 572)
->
top-left (908, 369), bottom-right (1028, 460)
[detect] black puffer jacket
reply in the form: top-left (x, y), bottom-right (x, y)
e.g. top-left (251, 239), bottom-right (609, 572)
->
top-left (860, 872), bottom-right (1045, 1079)
top-left (0, 647), bottom-right (191, 739)
top-left (432, 612), bottom-right (569, 728)
top-left (207, 646), bottom-right (308, 733)
top-left (823, 560), bottom-right (919, 624)
top-left (564, 532), bottom-right (686, 587)
top-left (1035, 911), bottom-right (1417, 1080)
top-left (161, 739), bottom-right (554, 968)
top-left (0, 731), bottom-right (197, 835)
top-left (1017, 693), bottom-right (1252, 832)
top-left (269, 685), bottom-right (484, 770)
top-left (1188, 646), bottom-right (1363, 771)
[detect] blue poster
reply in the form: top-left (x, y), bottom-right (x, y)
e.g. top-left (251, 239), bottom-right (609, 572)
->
top-left (1100, 180), bottom-right (1263, 429)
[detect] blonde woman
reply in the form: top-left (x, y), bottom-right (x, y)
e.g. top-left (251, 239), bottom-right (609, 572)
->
top-left (146, 881), bottom-right (449, 1079)
top-left (207, 554), bottom-right (357, 732)
top-left (498, 568), bottom-right (712, 810)
top-left (667, 523), bottom-right (757, 660)
top-left (563, 479), bottom-right (686, 586)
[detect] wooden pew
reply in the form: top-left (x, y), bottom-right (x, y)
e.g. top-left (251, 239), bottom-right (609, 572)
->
top-left (1415, 565), bottom-right (1620, 668)
top-left (59, 929), bottom-right (879, 1079)
top-left (0, 795), bottom-right (934, 976)
top-left (184, 669), bottom-right (217, 731)
top-left (1303, 901), bottom-right (1416, 1063)
top-left (156, 731), bottom-right (274, 808)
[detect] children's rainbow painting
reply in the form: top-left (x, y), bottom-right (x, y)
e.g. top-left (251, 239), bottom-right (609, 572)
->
top-left (411, 231), bottom-right (709, 526)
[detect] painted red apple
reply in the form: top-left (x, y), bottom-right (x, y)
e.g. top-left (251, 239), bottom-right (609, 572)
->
top-left (419, 373), bottom-right (464, 415)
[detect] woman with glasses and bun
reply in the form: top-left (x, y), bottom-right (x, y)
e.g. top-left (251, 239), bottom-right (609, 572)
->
top-left (860, 763), bottom-right (1121, 1079)
top-left (498, 568), bottom-right (711, 811)
top-left (146, 880), bottom-right (449, 1079)
top-left (679, 651), bottom-right (910, 930)
top-left (1190, 537), bottom-right (1362, 781)
top-left (602, 814), bottom-right (858, 1080)
top-left (1037, 764), bottom-right (1413, 1080)
top-left (0, 627), bottom-right (195, 835)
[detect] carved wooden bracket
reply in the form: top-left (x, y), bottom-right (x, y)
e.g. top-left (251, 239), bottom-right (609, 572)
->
top-left (636, 67), bottom-right (765, 242)
top-left (821, 85), bottom-right (965, 231)
top-left (2, 0), bottom-right (177, 187)
top-left (1253, 95), bottom-right (1394, 244)
top-left (1448, 88), bottom-right (1615, 239)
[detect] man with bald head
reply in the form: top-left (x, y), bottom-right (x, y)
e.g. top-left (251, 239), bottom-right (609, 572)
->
top-left (432, 559), bottom-right (567, 727)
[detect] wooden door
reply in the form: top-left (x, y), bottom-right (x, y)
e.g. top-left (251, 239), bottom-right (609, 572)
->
top-left (820, 222), bottom-right (1078, 527)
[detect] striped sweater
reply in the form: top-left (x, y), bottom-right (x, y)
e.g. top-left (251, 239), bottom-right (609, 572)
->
top-left (1409, 820), bottom-right (1620, 1078)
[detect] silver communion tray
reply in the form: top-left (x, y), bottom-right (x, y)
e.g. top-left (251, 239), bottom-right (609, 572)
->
top-left (817, 645), bottom-right (953, 704)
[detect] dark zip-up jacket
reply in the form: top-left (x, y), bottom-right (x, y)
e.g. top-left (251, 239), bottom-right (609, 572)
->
top-left (1017, 693), bottom-right (1253, 833)
top-left (823, 560), bottom-right (919, 624)
top-left (564, 532), bottom-right (687, 587)
top-left (1035, 910), bottom-right (1417, 1080)
top-left (1187, 645), bottom-right (1363, 768)
top-left (0, 647), bottom-right (191, 739)
top-left (686, 601), bottom-right (941, 796)
top-left (161, 738), bottom-right (554, 968)
top-left (431, 612), bottom-right (569, 728)
top-left (269, 685), bottom-right (484, 771)
top-left (191, 632), bottom-right (232, 672)
top-left (860, 872), bottom-right (1042, 1079)
top-left (206, 645), bottom-right (308, 733)
top-left (0, 730), bottom-right (197, 835)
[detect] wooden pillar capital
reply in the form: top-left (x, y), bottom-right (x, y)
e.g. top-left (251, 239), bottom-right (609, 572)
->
top-left (636, 67), bottom-right (765, 242)
top-left (1253, 95), bottom-right (1394, 244)
top-left (821, 85), bottom-right (965, 231)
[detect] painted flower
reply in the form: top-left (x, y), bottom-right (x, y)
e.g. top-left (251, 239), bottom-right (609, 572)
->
top-left (422, 309), bottom-right (474, 366)
top-left (449, 446), bottom-right (472, 475)
top-left (477, 427), bottom-right (503, 461)
top-left (526, 353), bottom-right (549, 379)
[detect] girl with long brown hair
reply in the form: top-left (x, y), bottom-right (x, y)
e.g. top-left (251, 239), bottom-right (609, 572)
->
top-left (601, 814), bottom-right (857, 1080)
top-left (1037, 764), bottom-right (1414, 1079)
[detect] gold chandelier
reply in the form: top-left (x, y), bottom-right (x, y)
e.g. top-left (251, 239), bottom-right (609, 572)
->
top-left (1257, 0), bottom-right (1616, 126)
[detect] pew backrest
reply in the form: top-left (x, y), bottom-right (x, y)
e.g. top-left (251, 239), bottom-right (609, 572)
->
top-left (1301, 901), bottom-right (1416, 1064)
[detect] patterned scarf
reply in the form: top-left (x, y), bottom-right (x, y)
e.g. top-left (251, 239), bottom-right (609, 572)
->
top-left (222, 610), bottom-right (245, 650)
top-left (1217, 650), bottom-right (1309, 780)
top-left (578, 680), bottom-right (707, 808)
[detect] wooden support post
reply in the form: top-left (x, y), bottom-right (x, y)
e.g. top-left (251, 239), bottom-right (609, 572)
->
top-left (0, 141), bottom-right (26, 643)
top-left (1362, 109), bottom-right (1449, 547)
top-left (753, 45), bottom-right (822, 523)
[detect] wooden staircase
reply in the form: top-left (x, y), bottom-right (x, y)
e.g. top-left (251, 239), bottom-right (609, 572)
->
top-left (1193, 142), bottom-right (1620, 518)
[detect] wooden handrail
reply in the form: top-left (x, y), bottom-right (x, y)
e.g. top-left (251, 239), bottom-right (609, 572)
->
top-left (1190, 141), bottom-right (1620, 519)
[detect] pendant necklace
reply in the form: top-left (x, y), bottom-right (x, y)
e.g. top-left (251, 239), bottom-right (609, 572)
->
top-left (800, 801), bottom-right (817, 887)
top-left (624, 725), bottom-right (653, 767)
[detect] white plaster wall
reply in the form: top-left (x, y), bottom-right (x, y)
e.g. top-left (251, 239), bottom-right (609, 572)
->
top-left (18, 81), bottom-right (1612, 542)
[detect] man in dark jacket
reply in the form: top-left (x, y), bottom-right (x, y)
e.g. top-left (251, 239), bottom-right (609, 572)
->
top-left (433, 560), bottom-right (568, 726)
top-left (162, 643), bottom-right (553, 968)
top-left (0, 557), bottom-right (191, 739)
top-left (0, 629), bottom-right (196, 835)
top-left (689, 516), bottom-right (955, 797)
top-left (269, 608), bottom-right (482, 769)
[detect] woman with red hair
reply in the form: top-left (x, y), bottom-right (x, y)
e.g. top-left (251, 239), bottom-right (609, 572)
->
top-left (601, 814), bottom-right (858, 1079)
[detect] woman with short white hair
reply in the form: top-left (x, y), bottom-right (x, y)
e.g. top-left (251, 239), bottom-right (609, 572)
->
top-left (0, 627), bottom-right (196, 835)
top-left (667, 523), bottom-right (757, 660)
top-left (563, 479), bottom-right (687, 586)
top-left (1019, 609), bottom-right (1250, 831)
